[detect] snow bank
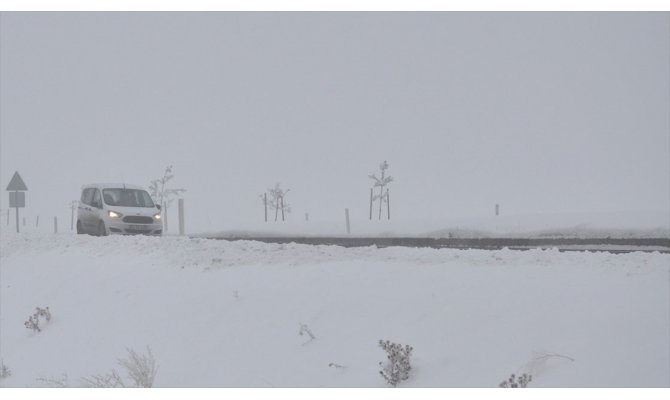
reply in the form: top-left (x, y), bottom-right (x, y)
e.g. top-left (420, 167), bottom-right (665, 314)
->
top-left (1, 232), bottom-right (668, 388)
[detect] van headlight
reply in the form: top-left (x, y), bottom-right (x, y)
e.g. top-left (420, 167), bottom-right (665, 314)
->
top-left (153, 213), bottom-right (161, 220)
top-left (108, 211), bottom-right (123, 218)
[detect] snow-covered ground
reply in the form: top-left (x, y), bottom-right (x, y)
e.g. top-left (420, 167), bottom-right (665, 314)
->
top-left (0, 231), bottom-right (668, 388)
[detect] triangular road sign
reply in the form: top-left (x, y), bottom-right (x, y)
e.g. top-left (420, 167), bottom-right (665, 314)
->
top-left (6, 171), bottom-right (28, 191)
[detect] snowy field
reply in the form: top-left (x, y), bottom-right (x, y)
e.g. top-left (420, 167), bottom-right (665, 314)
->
top-left (0, 231), bottom-right (668, 389)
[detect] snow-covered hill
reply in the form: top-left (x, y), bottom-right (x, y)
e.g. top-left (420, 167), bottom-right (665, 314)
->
top-left (0, 232), bottom-right (668, 388)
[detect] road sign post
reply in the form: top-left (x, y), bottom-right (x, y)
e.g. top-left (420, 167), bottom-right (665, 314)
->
top-left (6, 172), bottom-right (28, 233)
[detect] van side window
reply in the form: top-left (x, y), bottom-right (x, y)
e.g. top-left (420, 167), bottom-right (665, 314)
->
top-left (81, 188), bottom-right (94, 205)
top-left (92, 189), bottom-right (102, 208)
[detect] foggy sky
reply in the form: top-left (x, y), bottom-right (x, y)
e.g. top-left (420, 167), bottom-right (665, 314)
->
top-left (1, 12), bottom-right (668, 233)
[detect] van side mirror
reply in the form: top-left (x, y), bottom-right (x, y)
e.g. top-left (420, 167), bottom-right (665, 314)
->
top-left (156, 204), bottom-right (161, 211)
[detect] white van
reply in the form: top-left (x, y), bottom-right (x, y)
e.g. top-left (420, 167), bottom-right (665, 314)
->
top-left (77, 183), bottom-right (162, 236)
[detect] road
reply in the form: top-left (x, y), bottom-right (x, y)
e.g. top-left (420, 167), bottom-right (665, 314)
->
top-left (200, 236), bottom-right (670, 254)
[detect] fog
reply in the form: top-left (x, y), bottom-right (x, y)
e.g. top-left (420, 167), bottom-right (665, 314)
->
top-left (1, 12), bottom-right (668, 233)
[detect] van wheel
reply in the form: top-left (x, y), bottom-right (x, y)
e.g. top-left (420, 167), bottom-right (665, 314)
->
top-left (97, 221), bottom-right (107, 237)
top-left (76, 220), bottom-right (84, 234)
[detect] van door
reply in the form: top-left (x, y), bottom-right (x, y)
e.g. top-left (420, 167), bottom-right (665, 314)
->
top-left (79, 188), bottom-right (94, 231)
top-left (90, 189), bottom-right (104, 228)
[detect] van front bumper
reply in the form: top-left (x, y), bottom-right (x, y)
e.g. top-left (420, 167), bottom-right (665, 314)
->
top-left (106, 220), bottom-right (162, 236)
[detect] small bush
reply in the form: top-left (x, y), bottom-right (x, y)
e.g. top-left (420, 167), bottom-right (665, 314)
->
top-left (81, 370), bottom-right (124, 388)
top-left (0, 360), bottom-right (11, 380)
top-left (298, 323), bottom-right (316, 345)
top-left (24, 307), bottom-right (51, 333)
top-left (378, 339), bottom-right (413, 387)
top-left (498, 351), bottom-right (574, 387)
top-left (120, 347), bottom-right (158, 388)
top-left (499, 373), bottom-right (532, 388)
top-left (82, 346), bottom-right (158, 388)
top-left (36, 373), bottom-right (69, 388)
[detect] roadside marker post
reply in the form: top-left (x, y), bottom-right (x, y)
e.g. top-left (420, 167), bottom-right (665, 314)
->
top-left (178, 198), bottom-right (185, 236)
top-left (345, 208), bottom-right (351, 234)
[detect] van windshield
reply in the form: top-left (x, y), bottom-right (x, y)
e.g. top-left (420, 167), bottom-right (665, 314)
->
top-left (102, 189), bottom-right (155, 208)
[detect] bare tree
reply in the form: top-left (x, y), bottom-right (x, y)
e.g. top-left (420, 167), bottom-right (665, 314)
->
top-left (369, 161), bottom-right (393, 220)
top-left (149, 165), bottom-right (186, 232)
top-left (263, 183), bottom-right (291, 222)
